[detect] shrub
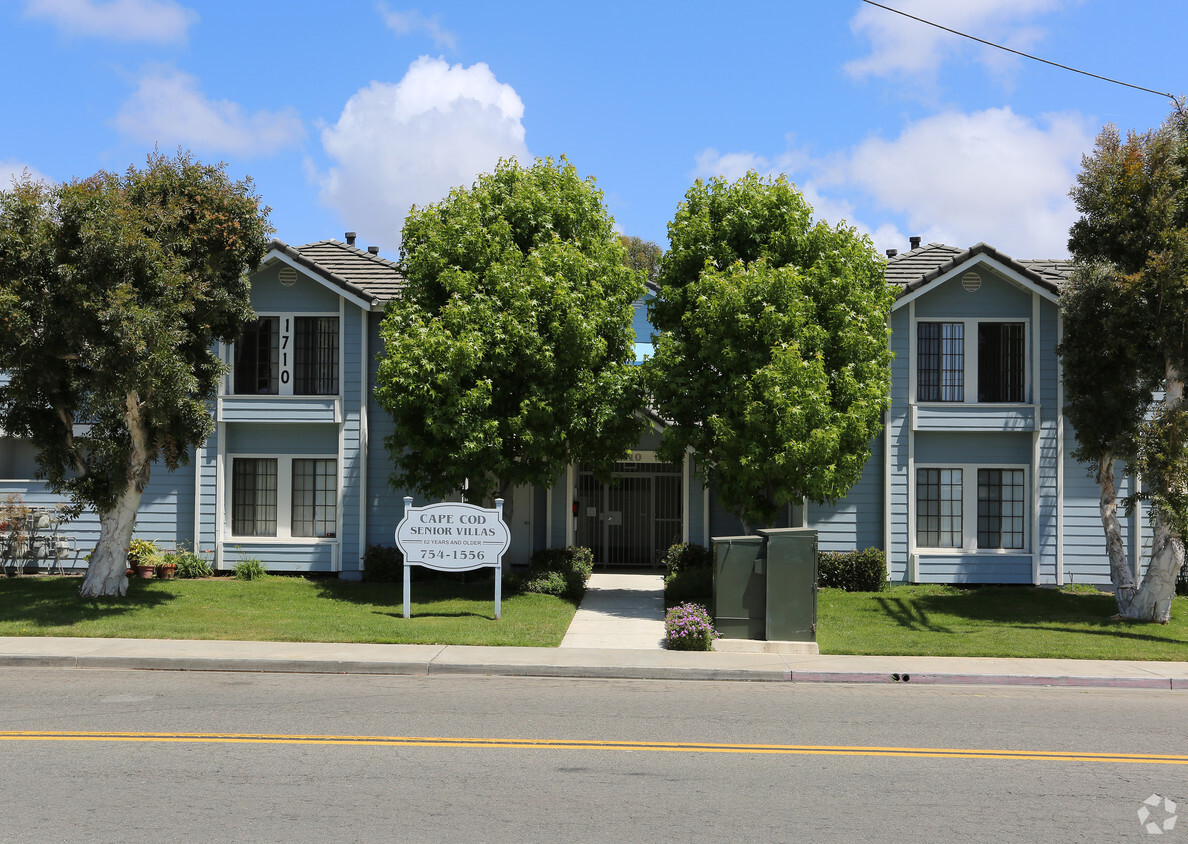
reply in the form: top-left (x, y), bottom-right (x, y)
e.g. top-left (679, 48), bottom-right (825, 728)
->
top-left (818, 547), bottom-right (887, 592)
top-left (363, 544), bottom-right (404, 583)
top-left (665, 567), bottom-right (713, 609)
top-left (664, 602), bottom-right (719, 651)
top-left (163, 548), bottom-right (212, 579)
top-left (519, 546), bottom-right (594, 600)
top-left (234, 558), bottom-right (268, 581)
top-left (661, 542), bottom-right (713, 576)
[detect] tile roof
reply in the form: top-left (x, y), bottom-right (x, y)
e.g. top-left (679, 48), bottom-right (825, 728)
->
top-left (886, 241), bottom-right (1073, 297)
top-left (264, 238), bottom-right (406, 307)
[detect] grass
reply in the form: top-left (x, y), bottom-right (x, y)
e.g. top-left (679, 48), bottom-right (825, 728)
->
top-left (817, 584), bottom-right (1188, 661)
top-left (0, 574), bottom-right (578, 647)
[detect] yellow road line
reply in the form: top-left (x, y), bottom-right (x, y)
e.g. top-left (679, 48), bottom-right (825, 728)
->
top-left (1, 731), bottom-right (1186, 764)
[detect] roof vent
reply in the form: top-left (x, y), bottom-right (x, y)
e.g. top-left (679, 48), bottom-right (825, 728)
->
top-left (909, 236), bottom-right (922, 250)
top-left (345, 232), bottom-right (357, 246)
top-left (278, 266), bottom-right (297, 286)
top-left (886, 248), bottom-right (898, 258)
top-left (367, 246), bottom-right (380, 255)
top-left (961, 271), bottom-right (982, 292)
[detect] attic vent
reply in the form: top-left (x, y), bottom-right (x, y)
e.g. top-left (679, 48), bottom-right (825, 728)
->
top-left (961, 271), bottom-right (981, 292)
top-left (278, 267), bottom-right (297, 286)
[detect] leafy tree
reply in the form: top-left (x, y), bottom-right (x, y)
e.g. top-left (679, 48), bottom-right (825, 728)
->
top-left (375, 157), bottom-right (646, 511)
top-left (1057, 263), bottom-right (1157, 613)
top-left (1065, 108), bottom-right (1188, 621)
top-left (0, 152), bottom-right (271, 598)
top-left (646, 172), bottom-right (894, 529)
top-left (619, 235), bottom-right (662, 283)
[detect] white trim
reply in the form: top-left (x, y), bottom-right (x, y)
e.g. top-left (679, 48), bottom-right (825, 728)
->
top-left (883, 407), bottom-right (892, 570)
top-left (193, 442), bottom-right (203, 551)
top-left (359, 304), bottom-right (369, 569)
top-left (907, 304), bottom-right (916, 568)
top-left (546, 477), bottom-right (554, 549)
top-left (681, 452), bottom-right (690, 543)
top-left (893, 252), bottom-right (1061, 311)
top-left (1031, 293), bottom-right (1042, 584)
top-left (565, 463), bottom-right (575, 547)
top-left (215, 422), bottom-right (225, 569)
top-left (912, 462), bottom-right (1032, 554)
top-left (232, 311), bottom-right (341, 398)
top-left (1056, 309), bottom-right (1065, 585)
top-left (261, 250), bottom-right (375, 311)
top-left (702, 464), bottom-right (710, 546)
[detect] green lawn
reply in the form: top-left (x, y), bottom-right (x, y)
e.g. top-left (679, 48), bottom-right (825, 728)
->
top-left (817, 584), bottom-right (1188, 661)
top-left (0, 575), bottom-right (578, 647)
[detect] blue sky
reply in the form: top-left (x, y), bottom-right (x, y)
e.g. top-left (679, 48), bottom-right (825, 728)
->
top-left (2, 0), bottom-right (1184, 261)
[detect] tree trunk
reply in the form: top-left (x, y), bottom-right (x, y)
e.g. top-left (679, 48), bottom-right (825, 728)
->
top-left (77, 489), bottom-right (145, 598)
top-left (1096, 455), bottom-right (1135, 613)
top-left (1118, 367), bottom-right (1187, 622)
top-left (1119, 507), bottom-right (1183, 622)
top-left (78, 391), bottom-right (152, 599)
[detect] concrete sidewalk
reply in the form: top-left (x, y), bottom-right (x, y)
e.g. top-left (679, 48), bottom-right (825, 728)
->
top-left (2, 571), bottom-right (1186, 688)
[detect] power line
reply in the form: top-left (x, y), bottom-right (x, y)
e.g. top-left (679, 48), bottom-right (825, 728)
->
top-left (858, 0), bottom-right (1179, 104)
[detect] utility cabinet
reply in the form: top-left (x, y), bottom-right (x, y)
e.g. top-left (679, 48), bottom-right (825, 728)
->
top-left (712, 528), bottom-right (817, 642)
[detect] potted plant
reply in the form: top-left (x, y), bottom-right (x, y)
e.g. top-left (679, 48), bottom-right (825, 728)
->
top-left (127, 538), bottom-right (160, 579)
top-left (155, 549), bottom-right (178, 580)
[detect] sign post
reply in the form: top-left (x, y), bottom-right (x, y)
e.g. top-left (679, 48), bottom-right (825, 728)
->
top-left (395, 497), bottom-right (512, 620)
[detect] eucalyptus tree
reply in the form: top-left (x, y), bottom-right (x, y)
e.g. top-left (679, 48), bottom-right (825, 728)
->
top-left (646, 172), bottom-right (895, 530)
top-left (1065, 107), bottom-right (1188, 621)
top-left (0, 152), bottom-right (271, 597)
top-left (375, 157), bottom-right (646, 513)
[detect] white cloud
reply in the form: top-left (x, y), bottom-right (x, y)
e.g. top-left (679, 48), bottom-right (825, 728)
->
top-left (318, 56), bottom-right (529, 247)
top-left (692, 107), bottom-right (1093, 259)
top-left (0, 160), bottom-right (50, 187)
top-left (846, 0), bottom-right (1068, 85)
top-left (113, 68), bottom-right (304, 157)
top-left (23, 0), bottom-right (197, 43)
top-left (841, 108), bottom-right (1092, 257)
top-left (377, 3), bottom-right (456, 49)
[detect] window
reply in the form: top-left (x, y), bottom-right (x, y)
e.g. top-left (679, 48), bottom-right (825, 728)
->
top-left (916, 320), bottom-right (1026, 403)
top-left (977, 469), bottom-right (1025, 549)
top-left (917, 323), bottom-right (964, 402)
top-left (916, 468), bottom-right (962, 548)
top-left (232, 458), bottom-right (277, 536)
top-left (977, 323), bottom-right (1024, 402)
top-left (234, 318), bottom-right (279, 395)
top-left (233, 315), bottom-right (339, 396)
top-left (916, 466), bottom-right (1027, 551)
top-left (291, 459), bottom-right (337, 537)
top-left (230, 457), bottom-right (337, 539)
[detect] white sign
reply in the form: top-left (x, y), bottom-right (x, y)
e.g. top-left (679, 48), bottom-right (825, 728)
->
top-left (395, 498), bottom-right (511, 619)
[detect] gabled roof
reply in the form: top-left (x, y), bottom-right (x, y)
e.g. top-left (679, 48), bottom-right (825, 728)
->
top-left (261, 238), bottom-right (406, 309)
top-left (886, 241), bottom-right (1073, 300)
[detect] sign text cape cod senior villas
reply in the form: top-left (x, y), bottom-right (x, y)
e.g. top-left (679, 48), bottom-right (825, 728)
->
top-left (395, 497), bottom-right (512, 619)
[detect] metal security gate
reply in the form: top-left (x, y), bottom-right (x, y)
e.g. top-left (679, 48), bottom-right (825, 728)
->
top-left (575, 461), bottom-right (683, 567)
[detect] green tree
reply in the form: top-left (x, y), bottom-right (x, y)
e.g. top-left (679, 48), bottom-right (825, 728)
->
top-left (1065, 108), bottom-right (1188, 621)
top-left (375, 157), bottom-right (646, 511)
top-left (0, 152), bottom-right (271, 598)
top-left (619, 235), bottom-right (662, 284)
top-left (1057, 263), bottom-right (1157, 613)
top-left (646, 172), bottom-right (894, 529)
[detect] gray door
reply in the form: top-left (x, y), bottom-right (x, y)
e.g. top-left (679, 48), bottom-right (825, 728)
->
top-left (575, 462), bottom-right (682, 567)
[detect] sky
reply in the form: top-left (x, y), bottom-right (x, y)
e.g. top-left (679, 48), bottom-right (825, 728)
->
top-left (1, 0), bottom-right (1185, 262)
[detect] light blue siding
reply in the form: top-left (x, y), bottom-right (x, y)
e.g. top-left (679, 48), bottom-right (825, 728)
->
top-left (916, 554), bottom-right (1033, 583)
top-left (219, 396), bottom-right (338, 423)
top-left (914, 431), bottom-right (1032, 465)
top-left (227, 542), bottom-right (336, 572)
top-left (251, 265), bottom-right (342, 312)
top-left (914, 270), bottom-right (1031, 319)
top-left (225, 423), bottom-right (337, 455)
top-left (914, 405), bottom-right (1036, 432)
top-left (810, 432), bottom-right (885, 553)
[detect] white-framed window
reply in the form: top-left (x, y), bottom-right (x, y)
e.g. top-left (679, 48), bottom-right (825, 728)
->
top-left (229, 456), bottom-right (338, 539)
top-left (915, 465), bottom-right (1027, 551)
top-left (233, 315), bottom-right (339, 396)
top-left (916, 319), bottom-right (1026, 403)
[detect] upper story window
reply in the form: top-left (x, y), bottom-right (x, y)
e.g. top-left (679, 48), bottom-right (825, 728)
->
top-left (233, 315), bottom-right (339, 396)
top-left (917, 320), bottom-right (1025, 403)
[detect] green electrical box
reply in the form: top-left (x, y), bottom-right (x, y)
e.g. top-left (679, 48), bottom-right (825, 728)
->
top-left (757, 528), bottom-right (817, 642)
top-left (712, 528), bottom-right (817, 642)
top-left (711, 535), bottom-right (766, 640)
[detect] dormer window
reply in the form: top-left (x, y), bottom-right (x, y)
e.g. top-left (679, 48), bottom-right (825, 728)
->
top-left (233, 315), bottom-right (339, 396)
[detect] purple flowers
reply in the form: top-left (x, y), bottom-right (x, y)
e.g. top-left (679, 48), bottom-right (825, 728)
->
top-left (664, 602), bottom-right (719, 651)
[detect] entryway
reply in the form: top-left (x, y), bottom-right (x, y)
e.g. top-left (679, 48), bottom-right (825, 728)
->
top-left (574, 461), bottom-right (683, 567)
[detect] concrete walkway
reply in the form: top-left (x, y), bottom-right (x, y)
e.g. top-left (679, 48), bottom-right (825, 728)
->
top-left (2, 571), bottom-right (1187, 687)
top-left (560, 572), bottom-right (665, 649)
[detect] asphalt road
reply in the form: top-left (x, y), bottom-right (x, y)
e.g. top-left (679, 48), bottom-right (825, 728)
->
top-left (2, 668), bottom-right (1186, 842)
